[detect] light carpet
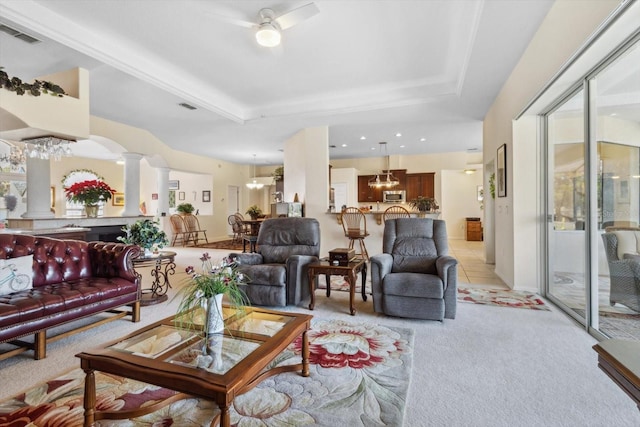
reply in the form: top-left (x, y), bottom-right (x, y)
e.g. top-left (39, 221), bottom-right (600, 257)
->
top-left (0, 318), bottom-right (413, 427)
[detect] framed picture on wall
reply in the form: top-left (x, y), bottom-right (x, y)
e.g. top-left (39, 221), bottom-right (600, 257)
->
top-left (168, 180), bottom-right (180, 190)
top-left (202, 190), bottom-right (211, 203)
top-left (178, 191), bottom-right (185, 201)
top-left (497, 144), bottom-right (507, 198)
top-left (112, 192), bottom-right (125, 206)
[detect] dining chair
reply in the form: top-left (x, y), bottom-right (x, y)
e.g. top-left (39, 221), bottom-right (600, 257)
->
top-left (182, 213), bottom-right (209, 246)
top-left (340, 207), bottom-right (370, 261)
top-left (169, 214), bottom-right (191, 246)
top-left (383, 205), bottom-right (411, 222)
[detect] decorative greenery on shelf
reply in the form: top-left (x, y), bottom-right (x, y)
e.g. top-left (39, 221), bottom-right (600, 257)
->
top-left (246, 205), bottom-right (263, 219)
top-left (409, 196), bottom-right (438, 212)
top-left (176, 203), bottom-right (195, 214)
top-left (118, 219), bottom-right (168, 251)
top-left (272, 166), bottom-right (284, 181)
top-left (489, 173), bottom-right (496, 199)
top-left (0, 67), bottom-right (66, 97)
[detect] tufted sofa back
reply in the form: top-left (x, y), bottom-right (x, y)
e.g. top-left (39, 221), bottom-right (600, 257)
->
top-left (0, 234), bottom-right (138, 287)
top-left (382, 218), bottom-right (449, 274)
top-left (257, 217), bottom-right (320, 264)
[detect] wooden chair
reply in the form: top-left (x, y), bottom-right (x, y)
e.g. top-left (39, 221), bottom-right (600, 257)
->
top-left (383, 205), bottom-right (411, 222)
top-left (228, 214), bottom-right (244, 242)
top-left (169, 214), bottom-right (191, 246)
top-left (340, 207), bottom-right (370, 261)
top-left (182, 213), bottom-right (209, 246)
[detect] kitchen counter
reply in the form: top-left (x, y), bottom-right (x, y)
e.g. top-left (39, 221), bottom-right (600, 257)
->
top-left (329, 210), bottom-right (441, 225)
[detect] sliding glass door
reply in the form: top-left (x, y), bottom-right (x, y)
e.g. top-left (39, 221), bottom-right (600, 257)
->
top-left (546, 90), bottom-right (587, 323)
top-left (545, 37), bottom-right (640, 338)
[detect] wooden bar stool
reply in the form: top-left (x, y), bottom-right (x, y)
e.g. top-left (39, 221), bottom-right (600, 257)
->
top-left (340, 207), bottom-right (370, 261)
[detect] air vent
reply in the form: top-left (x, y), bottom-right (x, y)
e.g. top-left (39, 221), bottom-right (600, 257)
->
top-left (0, 24), bottom-right (40, 44)
top-left (178, 102), bottom-right (197, 110)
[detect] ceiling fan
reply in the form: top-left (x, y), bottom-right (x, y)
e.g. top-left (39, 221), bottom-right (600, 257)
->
top-left (211, 2), bottom-right (320, 47)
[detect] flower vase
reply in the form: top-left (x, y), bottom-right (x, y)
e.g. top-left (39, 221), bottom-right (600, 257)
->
top-left (84, 204), bottom-right (99, 218)
top-left (143, 247), bottom-right (153, 257)
top-left (205, 293), bottom-right (225, 334)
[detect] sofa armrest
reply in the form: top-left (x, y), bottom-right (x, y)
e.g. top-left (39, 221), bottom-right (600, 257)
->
top-left (286, 254), bottom-right (319, 305)
top-left (88, 242), bottom-right (141, 283)
top-left (436, 255), bottom-right (458, 288)
top-left (230, 252), bottom-right (264, 265)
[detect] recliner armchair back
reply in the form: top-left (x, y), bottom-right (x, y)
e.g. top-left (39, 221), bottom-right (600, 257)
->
top-left (383, 218), bottom-right (449, 275)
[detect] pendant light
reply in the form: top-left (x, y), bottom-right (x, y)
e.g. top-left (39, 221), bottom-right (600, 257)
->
top-left (246, 154), bottom-right (264, 190)
top-left (368, 142), bottom-right (399, 188)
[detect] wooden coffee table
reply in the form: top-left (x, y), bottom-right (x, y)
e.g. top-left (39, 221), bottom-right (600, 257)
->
top-left (77, 306), bottom-right (311, 427)
top-left (308, 258), bottom-right (367, 315)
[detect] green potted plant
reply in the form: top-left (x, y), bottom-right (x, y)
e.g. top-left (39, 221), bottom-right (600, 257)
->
top-left (271, 166), bottom-right (284, 181)
top-left (176, 203), bottom-right (195, 215)
top-left (246, 205), bottom-right (263, 220)
top-left (409, 196), bottom-right (437, 216)
top-left (118, 219), bottom-right (169, 256)
top-left (175, 253), bottom-right (250, 335)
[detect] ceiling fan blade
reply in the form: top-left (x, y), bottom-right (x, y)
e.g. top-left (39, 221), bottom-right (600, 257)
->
top-left (275, 2), bottom-right (319, 30)
top-left (207, 12), bottom-right (255, 29)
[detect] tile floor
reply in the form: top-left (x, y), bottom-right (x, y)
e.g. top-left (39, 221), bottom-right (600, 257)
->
top-left (448, 239), bottom-right (508, 289)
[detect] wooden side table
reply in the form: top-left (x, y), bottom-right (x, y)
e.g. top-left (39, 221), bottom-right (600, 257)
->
top-left (593, 339), bottom-right (640, 410)
top-left (308, 258), bottom-right (367, 315)
top-left (132, 251), bottom-right (176, 306)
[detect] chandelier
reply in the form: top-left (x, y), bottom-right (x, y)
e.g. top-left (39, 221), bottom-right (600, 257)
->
top-left (246, 154), bottom-right (264, 190)
top-left (22, 135), bottom-right (74, 161)
top-left (368, 142), bottom-right (399, 188)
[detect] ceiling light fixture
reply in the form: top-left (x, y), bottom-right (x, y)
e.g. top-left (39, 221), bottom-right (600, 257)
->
top-left (246, 154), bottom-right (264, 190)
top-left (464, 169), bottom-right (476, 174)
top-left (368, 142), bottom-right (399, 188)
top-left (21, 135), bottom-right (74, 161)
top-left (255, 9), bottom-right (281, 47)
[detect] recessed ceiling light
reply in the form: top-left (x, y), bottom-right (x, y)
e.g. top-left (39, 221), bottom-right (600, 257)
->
top-left (420, 138), bottom-right (426, 142)
top-left (371, 147), bottom-right (376, 150)
top-left (400, 145), bottom-right (405, 148)
top-left (360, 136), bottom-right (366, 140)
top-left (395, 133), bottom-right (402, 137)
top-left (341, 144), bottom-right (348, 147)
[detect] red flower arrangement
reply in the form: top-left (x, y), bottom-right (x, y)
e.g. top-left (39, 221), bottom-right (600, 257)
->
top-left (64, 179), bottom-right (116, 205)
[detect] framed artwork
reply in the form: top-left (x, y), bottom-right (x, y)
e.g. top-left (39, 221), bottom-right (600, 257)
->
top-left (169, 190), bottom-right (176, 208)
top-left (497, 144), bottom-right (507, 198)
top-left (477, 185), bottom-right (484, 202)
top-left (113, 192), bottom-right (125, 206)
top-left (151, 193), bottom-right (158, 200)
top-left (202, 190), bottom-right (211, 203)
top-left (50, 186), bottom-right (55, 208)
top-left (179, 191), bottom-right (185, 201)
top-left (168, 180), bottom-right (180, 190)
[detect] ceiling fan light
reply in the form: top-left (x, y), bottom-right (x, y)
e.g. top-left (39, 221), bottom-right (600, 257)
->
top-left (256, 23), bottom-right (281, 47)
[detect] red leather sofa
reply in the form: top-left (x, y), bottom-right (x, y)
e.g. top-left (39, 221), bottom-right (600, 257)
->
top-left (0, 234), bottom-right (141, 361)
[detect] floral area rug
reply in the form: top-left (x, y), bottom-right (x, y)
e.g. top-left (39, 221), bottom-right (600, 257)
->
top-left (0, 319), bottom-right (414, 426)
top-left (458, 287), bottom-right (550, 310)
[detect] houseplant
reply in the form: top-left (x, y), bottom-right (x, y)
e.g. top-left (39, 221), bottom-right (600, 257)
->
top-left (64, 179), bottom-right (116, 217)
top-left (246, 205), bottom-right (262, 220)
top-left (175, 253), bottom-right (250, 335)
top-left (176, 202), bottom-right (195, 215)
top-left (117, 219), bottom-right (168, 255)
top-left (409, 196), bottom-right (437, 214)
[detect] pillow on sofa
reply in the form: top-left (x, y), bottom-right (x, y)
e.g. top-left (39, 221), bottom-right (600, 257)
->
top-left (0, 255), bottom-right (34, 296)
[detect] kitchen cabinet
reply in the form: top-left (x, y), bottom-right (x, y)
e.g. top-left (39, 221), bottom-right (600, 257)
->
top-left (357, 170), bottom-right (407, 203)
top-left (405, 172), bottom-right (435, 202)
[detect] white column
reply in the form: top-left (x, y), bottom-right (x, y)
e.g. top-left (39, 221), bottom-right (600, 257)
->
top-left (22, 157), bottom-right (54, 218)
top-left (156, 167), bottom-right (170, 217)
top-left (122, 152), bottom-right (143, 217)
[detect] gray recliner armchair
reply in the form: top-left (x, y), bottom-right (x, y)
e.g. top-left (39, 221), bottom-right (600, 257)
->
top-left (370, 218), bottom-right (458, 321)
top-left (602, 229), bottom-right (640, 312)
top-left (230, 217), bottom-right (320, 307)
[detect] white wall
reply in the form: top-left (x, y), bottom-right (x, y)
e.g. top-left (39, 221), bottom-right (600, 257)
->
top-left (441, 170), bottom-right (484, 240)
top-left (483, 0), bottom-right (620, 289)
